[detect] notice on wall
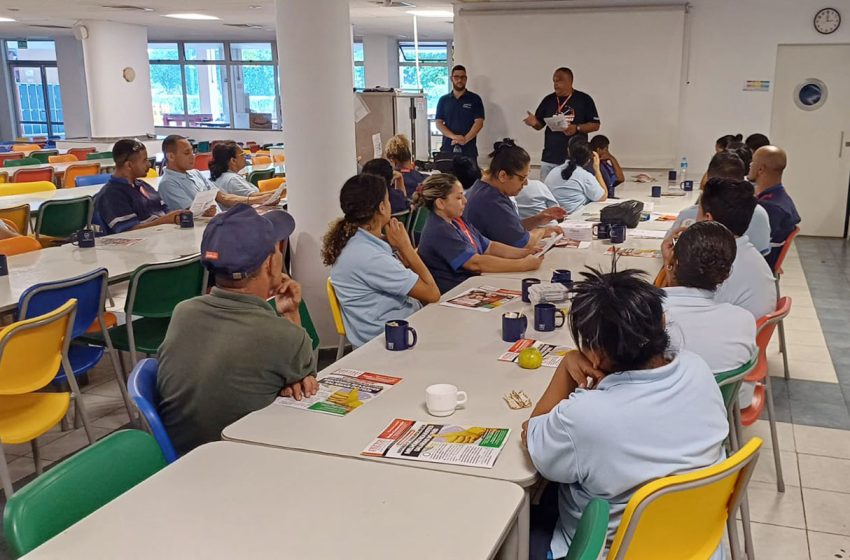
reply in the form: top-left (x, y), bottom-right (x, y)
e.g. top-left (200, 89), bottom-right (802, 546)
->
top-left (372, 133), bottom-right (383, 159)
top-left (354, 94), bottom-right (370, 124)
top-left (743, 80), bottom-right (770, 92)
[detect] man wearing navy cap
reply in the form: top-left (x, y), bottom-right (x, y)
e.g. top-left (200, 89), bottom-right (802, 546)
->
top-left (157, 204), bottom-right (317, 455)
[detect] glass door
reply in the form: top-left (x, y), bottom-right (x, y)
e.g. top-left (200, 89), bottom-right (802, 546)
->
top-left (9, 64), bottom-right (63, 138)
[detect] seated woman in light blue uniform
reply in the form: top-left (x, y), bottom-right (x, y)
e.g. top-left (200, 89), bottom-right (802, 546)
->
top-left (524, 269), bottom-right (728, 560)
top-left (209, 141), bottom-right (274, 201)
top-left (543, 139), bottom-right (607, 213)
top-left (414, 173), bottom-right (542, 293)
top-left (323, 174), bottom-right (440, 348)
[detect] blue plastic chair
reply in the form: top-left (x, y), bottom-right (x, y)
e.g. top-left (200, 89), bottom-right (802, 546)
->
top-left (75, 173), bottom-right (112, 188)
top-left (17, 268), bottom-right (134, 419)
top-left (127, 358), bottom-right (178, 464)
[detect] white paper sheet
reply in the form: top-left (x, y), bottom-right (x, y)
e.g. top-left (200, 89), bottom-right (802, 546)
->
top-left (372, 133), bottom-right (383, 159)
top-left (189, 187), bottom-right (218, 216)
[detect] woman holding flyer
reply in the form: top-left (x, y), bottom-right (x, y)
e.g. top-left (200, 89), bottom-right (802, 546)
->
top-left (414, 173), bottom-right (542, 293)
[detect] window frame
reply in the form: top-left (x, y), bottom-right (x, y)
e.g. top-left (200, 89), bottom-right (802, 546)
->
top-left (397, 40), bottom-right (451, 133)
top-left (3, 40), bottom-right (64, 138)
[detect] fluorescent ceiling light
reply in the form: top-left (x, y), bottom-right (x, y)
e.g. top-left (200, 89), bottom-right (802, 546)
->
top-left (0, 17), bottom-right (16, 22)
top-left (163, 13), bottom-right (220, 20)
top-left (406, 9), bottom-right (453, 18)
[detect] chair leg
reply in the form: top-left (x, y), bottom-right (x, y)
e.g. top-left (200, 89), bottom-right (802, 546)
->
top-left (740, 491), bottom-right (756, 560)
top-left (336, 336), bottom-right (345, 361)
top-left (106, 286), bottom-right (116, 308)
top-left (31, 438), bottom-right (42, 476)
top-left (0, 443), bottom-right (13, 498)
top-left (106, 345), bottom-right (134, 421)
top-left (63, 357), bottom-right (95, 445)
top-left (727, 407), bottom-right (740, 452)
top-left (764, 373), bottom-right (786, 493)
top-left (778, 319), bottom-right (790, 380)
top-left (727, 512), bottom-right (742, 560)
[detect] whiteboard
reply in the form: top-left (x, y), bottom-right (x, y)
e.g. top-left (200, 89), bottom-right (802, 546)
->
top-left (454, 6), bottom-right (686, 169)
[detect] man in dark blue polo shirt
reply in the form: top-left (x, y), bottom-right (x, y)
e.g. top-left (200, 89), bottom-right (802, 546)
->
top-left (435, 65), bottom-right (485, 158)
top-left (94, 139), bottom-right (187, 235)
top-left (748, 146), bottom-right (800, 268)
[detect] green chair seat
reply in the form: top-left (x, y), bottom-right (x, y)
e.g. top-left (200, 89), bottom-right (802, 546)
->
top-left (247, 167), bottom-right (275, 187)
top-left (566, 497), bottom-right (610, 560)
top-left (79, 317), bottom-right (172, 355)
top-left (4, 157), bottom-right (40, 168)
top-left (86, 151), bottom-right (113, 161)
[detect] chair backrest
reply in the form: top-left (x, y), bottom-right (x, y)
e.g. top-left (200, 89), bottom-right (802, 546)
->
top-left (410, 206), bottom-right (431, 245)
top-left (0, 152), bottom-right (24, 164)
top-left (298, 299), bottom-right (321, 351)
top-left (127, 359), bottom-right (179, 464)
top-left (68, 147), bottom-right (96, 161)
top-left (772, 226), bottom-right (800, 274)
top-left (18, 268), bottom-right (109, 340)
top-left (0, 170), bottom-right (6, 184)
top-left (35, 197), bottom-right (94, 239)
top-left (11, 167), bottom-right (54, 184)
top-left (62, 162), bottom-right (101, 188)
top-left (607, 437), bottom-right (763, 560)
top-left (755, 296), bottom-right (793, 366)
top-left (126, 255), bottom-right (207, 318)
top-left (48, 154), bottom-right (77, 164)
top-left (146, 167), bottom-right (158, 178)
top-left (2, 429), bottom-right (167, 556)
top-left (247, 167), bottom-right (275, 186)
top-left (565, 498), bottom-right (610, 560)
top-left (29, 150), bottom-right (58, 163)
top-left (0, 181), bottom-right (56, 197)
top-left (391, 209), bottom-right (411, 227)
top-left (0, 299), bottom-right (76, 395)
top-left (86, 151), bottom-right (113, 160)
top-left (326, 278), bottom-right (346, 337)
top-left (0, 203), bottom-right (31, 235)
top-left (257, 176), bottom-right (285, 193)
top-left (196, 140), bottom-right (210, 153)
top-left (714, 354), bottom-right (759, 412)
top-left (193, 152), bottom-right (212, 171)
top-left (5, 157), bottom-right (41, 168)
top-left (0, 235), bottom-right (41, 255)
top-left (653, 267), bottom-right (666, 288)
top-left (11, 143), bottom-right (41, 153)
top-left (252, 155), bottom-right (272, 166)
top-left (75, 173), bottom-right (112, 187)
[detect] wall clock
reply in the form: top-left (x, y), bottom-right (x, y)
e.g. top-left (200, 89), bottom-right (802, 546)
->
top-left (814, 8), bottom-right (841, 34)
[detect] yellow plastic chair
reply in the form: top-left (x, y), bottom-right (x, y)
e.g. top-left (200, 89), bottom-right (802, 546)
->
top-left (326, 278), bottom-right (347, 360)
top-left (62, 162), bottom-right (101, 188)
top-left (0, 181), bottom-right (56, 197)
top-left (0, 299), bottom-right (96, 498)
top-left (145, 168), bottom-right (158, 178)
top-left (252, 155), bottom-right (272, 166)
top-left (0, 236), bottom-right (41, 255)
top-left (48, 155), bottom-right (77, 164)
top-left (0, 204), bottom-right (31, 235)
top-left (0, 170), bottom-right (8, 184)
top-left (605, 437), bottom-right (762, 560)
top-left (257, 177), bottom-right (286, 193)
top-left (11, 144), bottom-right (41, 154)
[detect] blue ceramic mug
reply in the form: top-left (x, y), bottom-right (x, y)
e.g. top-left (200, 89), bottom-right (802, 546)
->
top-left (534, 303), bottom-right (566, 332)
top-left (681, 180), bottom-right (694, 191)
top-left (74, 227), bottom-right (96, 248)
top-left (385, 320), bottom-right (418, 351)
top-left (521, 278), bottom-right (541, 303)
top-left (502, 312), bottom-right (528, 342)
top-left (551, 269), bottom-right (572, 287)
top-left (178, 212), bottom-right (195, 228)
top-left (610, 224), bottom-right (627, 244)
top-left (651, 185), bottom-right (662, 198)
top-left (593, 222), bottom-right (611, 239)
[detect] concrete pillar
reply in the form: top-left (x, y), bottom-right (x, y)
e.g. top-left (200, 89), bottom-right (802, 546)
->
top-left (276, 0), bottom-right (357, 345)
top-left (363, 34), bottom-right (400, 89)
top-left (55, 36), bottom-right (92, 139)
top-left (78, 20), bottom-right (154, 137)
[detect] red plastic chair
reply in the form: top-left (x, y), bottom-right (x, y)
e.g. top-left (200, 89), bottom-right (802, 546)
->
top-left (68, 147), bottom-right (96, 161)
top-left (740, 296), bottom-right (791, 493)
top-left (771, 226), bottom-right (800, 380)
top-left (11, 167), bottom-right (54, 184)
top-left (0, 152), bottom-right (24, 165)
top-left (193, 153), bottom-right (212, 171)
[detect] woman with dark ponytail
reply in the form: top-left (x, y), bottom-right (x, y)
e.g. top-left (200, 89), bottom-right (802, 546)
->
top-left (464, 138), bottom-right (565, 250)
top-left (543, 138), bottom-right (607, 213)
top-left (210, 141), bottom-right (275, 204)
top-left (323, 174), bottom-right (440, 347)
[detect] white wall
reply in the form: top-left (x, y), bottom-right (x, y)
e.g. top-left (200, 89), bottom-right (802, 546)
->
top-left (363, 34), bottom-right (399, 88)
top-left (80, 20), bottom-right (154, 137)
top-left (55, 36), bottom-right (91, 139)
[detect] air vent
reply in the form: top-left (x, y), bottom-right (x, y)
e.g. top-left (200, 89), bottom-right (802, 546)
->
top-left (101, 5), bottom-right (154, 11)
top-left (32, 24), bottom-right (73, 29)
top-left (372, 1), bottom-right (417, 7)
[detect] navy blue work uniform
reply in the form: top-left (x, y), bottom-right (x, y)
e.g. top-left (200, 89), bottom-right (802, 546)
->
top-left (418, 212), bottom-right (490, 293)
top-left (756, 183), bottom-right (801, 268)
top-left (436, 90), bottom-right (485, 158)
top-left (463, 179), bottom-right (530, 249)
top-left (94, 176), bottom-right (169, 234)
top-left (534, 90), bottom-right (600, 166)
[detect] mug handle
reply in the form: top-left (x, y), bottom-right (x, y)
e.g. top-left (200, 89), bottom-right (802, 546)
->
top-left (555, 309), bottom-right (566, 328)
top-left (406, 327), bottom-right (418, 348)
top-left (520, 315), bottom-right (528, 336)
top-left (456, 391), bottom-right (468, 408)
top-left (592, 224), bottom-right (598, 236)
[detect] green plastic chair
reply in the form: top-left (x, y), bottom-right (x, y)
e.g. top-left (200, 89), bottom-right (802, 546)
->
top-left (248, 167), bottom-right (275, 187)
top-left (196, 141), bottom-right (210, 153)
top-left (34, 197), bottom-right (94, 241)
top-left (299, 299), bottom-right (320, 351)
top-left (4, 157), bottom-right (40, 168)
top-left (409, 206), bottom-right (430, 247)
top-left (86, 151), bottom-right (113, 161)
top-left (80, 255), bottom-right (208, 368)
top-left (566, 498), bottom-right (610, 560)
top-left (2, 429), bottom-right (166, 556)
top-left (29, 150), bottom-right (58, 164)
top-left (392, 208), bottom-right (412, 228)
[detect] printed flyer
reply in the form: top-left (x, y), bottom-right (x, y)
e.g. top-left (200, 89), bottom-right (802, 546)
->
top-left (499, 339), bottom-right (570, 368)
top-left (440, 286), bottom-right (521, 312)
top-left (275, 369), bottom-right (401, 416)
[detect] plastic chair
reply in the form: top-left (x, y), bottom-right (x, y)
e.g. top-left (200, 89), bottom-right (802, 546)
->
top-left (409, 206), bottom-right (431, 246)
top-left (29, 150), bottom-right (58, 163)
top-left (48, 154), bottom-right (77, 164)
top-left (606, 437), bottom-right (763, 560)
top-left (0, 170), bottom-right (6, 184)
top-left (252, 155), bottom-right (272, 166)
top-left (771, 226), bottom-right (799, 380)
top-left (565, 498), bottom-right (610, 560)
top-left (257, 176), bottom-right (285, 193)
top-left (75, 173), bottom-right (112, 187)
top-left (273, 153), bottom-right (286, 164)
top-left (86, 151), bottom-right (113, 161)
top-left (145, 167), bottom-right (158, 178)
top-left (0, 236), bottom-right (41, 255)
top-left (62, 162), bottom-right (101, 188)
top-left (11, 166), bottom-right (54, 184)
top-left (127, 359), bottom-right (179, 464)
top-left (326, 278), bottom-right (347, 360)
top-left (248, 167), bottom-right (275, 187)
top-left (4, 158), bottom-right (41, 169)
top-left (2, 429), bottom-right (166, 556)
top-left (196, 141), bottom-right (210, 153)
top-left (68, 147), bottom-right (96, 161)
top-left (80, 255), bottom-right (208, 368)
top-left (0, 181), bottom-right (56, 196)
top-left (34, 197), bottom-right (94, 246)
top-left (0, 153), bottom-right (23, 165)
top-left (193, 152), bottom-right (212, 171)
top-left (18, 268), bottom-right (134, 422)
top-left (0, 300), bottom-right (93, 498)
top-left (0, 203), bottom-right (30, 235)
top-left (392, 208), bottom-right (412, 228)
top-left (0, 218), bottom-right (19, 233)
top-left (11, 143), bottom-right (41, 154)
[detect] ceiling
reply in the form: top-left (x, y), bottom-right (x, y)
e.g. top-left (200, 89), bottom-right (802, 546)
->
top-left (0, 0), bottom-right (456, 42)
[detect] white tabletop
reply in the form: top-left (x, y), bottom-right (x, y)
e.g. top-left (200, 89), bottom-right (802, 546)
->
top-left (7, 158), bottom-right (116, 175)
top-left (21, 442), bottom-right (524, 560)
top-left (98, 222), bottom-right (207, 257)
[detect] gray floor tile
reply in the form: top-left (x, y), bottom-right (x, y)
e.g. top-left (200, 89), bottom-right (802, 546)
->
top-left (791, 400), bottom-right (850, 430)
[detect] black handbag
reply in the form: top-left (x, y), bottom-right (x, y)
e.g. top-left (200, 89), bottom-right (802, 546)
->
top-left (600, 200), bottom-right (644, 228)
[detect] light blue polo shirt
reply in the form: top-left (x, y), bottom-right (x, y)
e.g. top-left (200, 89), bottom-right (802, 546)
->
top-left (330, 229), bottom-right (422, 347)
top-left (214, 171), bottom-right (259, 197)
top-left (512, 179), bottom-right (559, 220)
top-left (527, 350), bottom-right (728, 558)
top-left (669, 203), bottom-right (771, 256)
top-left (715, 235), bottom-right (776, 320)
top-left (158, 168), bottom-right (215, 210)
top-left (544, 163), bottom-right (605, 213)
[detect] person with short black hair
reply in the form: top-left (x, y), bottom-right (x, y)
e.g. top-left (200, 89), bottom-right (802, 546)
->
top-left (94, 139), bottom-right (188, 234)
top-left (524, 269), bottom-right (727, 560)
top-left (361, 158), bottom-right (410, 214)
top-left (435, 64), bottom-right (485, 158)
top-left (209, 141), bottom-right (277, 205)
top-left (544, 138), bottom-right (607, 212)
top-left (450, 155), bottom-right (482, 190)
top-left (385, 134), bottom-right (427, 198)
top-left (588, 134), bottom-right (624, 197)
top-left (715, 133), bottom-right (742, 153)
top-left (523, 67), bottom-right (601, 180)
top-left (745, 133), bottom-right (770, 153)
top-left (748, 145), bottom-right (800, 268)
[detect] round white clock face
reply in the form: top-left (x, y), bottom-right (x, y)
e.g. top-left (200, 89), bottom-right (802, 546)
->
top-left (814, 8), bottom-right (841, 34)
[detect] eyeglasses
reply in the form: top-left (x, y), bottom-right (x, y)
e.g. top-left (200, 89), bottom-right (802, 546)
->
top-left (512, 172), bottom-right (529, 182)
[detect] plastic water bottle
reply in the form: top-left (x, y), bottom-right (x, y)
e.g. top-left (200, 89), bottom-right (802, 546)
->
top-left (453, 144), bottom-right (462, 154)
top-left (679, 157), bottom-right (688, 182)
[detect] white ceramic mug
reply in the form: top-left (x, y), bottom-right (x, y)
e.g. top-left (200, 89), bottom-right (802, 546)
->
top-left (425, 384), bottom-right (468, 417)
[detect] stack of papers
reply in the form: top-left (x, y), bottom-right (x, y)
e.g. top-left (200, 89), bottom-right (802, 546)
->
top-left (441, 286), bottom-right (521, 312)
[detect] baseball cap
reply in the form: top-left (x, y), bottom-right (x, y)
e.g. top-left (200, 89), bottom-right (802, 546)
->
top-left (200, 204), bottom-right (295, 279)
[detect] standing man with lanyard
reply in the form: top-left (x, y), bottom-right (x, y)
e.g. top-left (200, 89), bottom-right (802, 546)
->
top-left (523, 67), bottom-right (600, 181)
top-left (435, 65), bottom-right (485, 158)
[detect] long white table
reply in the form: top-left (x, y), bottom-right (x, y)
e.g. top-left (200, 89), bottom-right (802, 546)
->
top-left (21, 442), bottom-right (525, 560)
top-left (7, 158), bottom-right (116, 176)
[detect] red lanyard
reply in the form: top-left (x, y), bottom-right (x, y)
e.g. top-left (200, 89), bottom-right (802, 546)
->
top-left (454, 218), bottom-right (480, 252)
top-left (556, 93), bottom-right (572, 114)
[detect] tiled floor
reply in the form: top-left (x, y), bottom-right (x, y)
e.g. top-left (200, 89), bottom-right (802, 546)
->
top-left (1, 238), bottom-right (850, 559)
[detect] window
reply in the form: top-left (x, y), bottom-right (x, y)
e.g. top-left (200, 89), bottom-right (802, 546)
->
top-left (148, 41), bottom-right (280, 130)
top-left (4, 40), bottom-right (64, 138)
top-left (352, 41), bottom-right (365, 90)
top-left (398, 41), bottom-right (450, 120)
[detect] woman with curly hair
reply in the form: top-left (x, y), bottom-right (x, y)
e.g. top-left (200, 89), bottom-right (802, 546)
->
top-left (385, 134), bottom-right (428, 198)
top-left (322, 174), bottom-right (440, 348)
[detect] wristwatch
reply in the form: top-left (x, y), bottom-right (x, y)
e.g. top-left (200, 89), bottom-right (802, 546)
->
top-left (576, 124), bottom-right (582, 134)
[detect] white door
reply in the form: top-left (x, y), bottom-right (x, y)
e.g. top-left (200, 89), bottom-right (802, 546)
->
top-left (770, 44), bottom-right (850, 237)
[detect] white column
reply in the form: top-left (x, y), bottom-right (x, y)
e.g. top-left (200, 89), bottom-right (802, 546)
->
top-left (363, 34), bottom-right (400, 89)
top-left (276, 0), bottom-right (357, 345)
top-left (55, 36), bottom-right (92, 138)
top-left (78, 20), bottom-right (154, 137)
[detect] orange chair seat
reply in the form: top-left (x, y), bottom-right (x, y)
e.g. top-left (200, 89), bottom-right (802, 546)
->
top-left (85, 312), bottom-right (117, 334)
top-left (739, 384), bottom-right (765, 426)
top-left (0, 393), bottom-right (70, 444)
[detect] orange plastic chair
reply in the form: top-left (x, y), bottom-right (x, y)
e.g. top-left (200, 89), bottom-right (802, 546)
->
top-left (11, 144), bottom-right (41, 154)
top-left (0, 218), bottom-right (19, 233)
top-left (48, 155), bottom-right (77, 164)
top-left (0, 153), bottom-right (24, 165)
top-left (68, 148), bottom-right (96, 161)
top-left (62, 163), bottom-right (101, 189)
top-left (771, 226), bottom-right (799, 380)
top-left (0, 204), bottom-right (30, 235)
top-left (252, 155), bottom-right (272, 166)
top-left (12, 167), bottom-right (54, 184)
top-left (257, 177), bottom-right (286, 193)
top-left (193, 153), bottom-right (212, 171)
top-left (272, 154), bottom-right (285, 164)
top-left (0, 236), bottom-right (41, 255)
